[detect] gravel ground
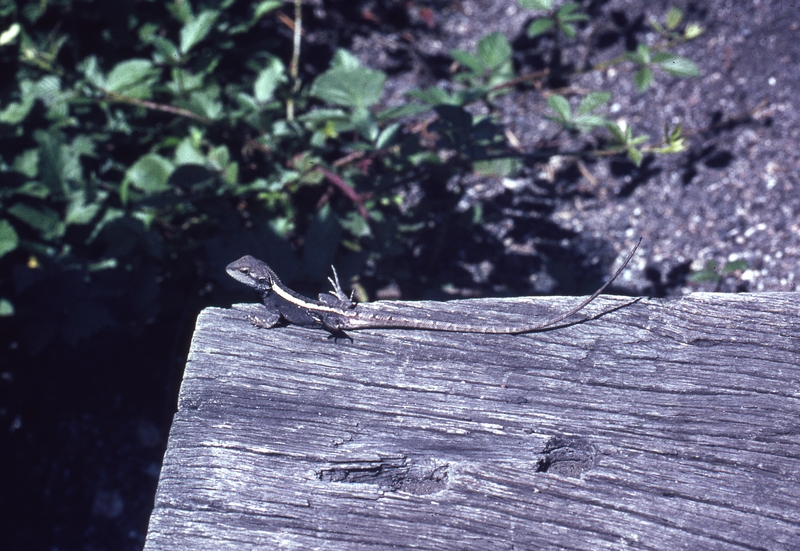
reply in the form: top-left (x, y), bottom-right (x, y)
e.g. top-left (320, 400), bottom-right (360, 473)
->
top-left (352, 0), bottom-right (800, 296)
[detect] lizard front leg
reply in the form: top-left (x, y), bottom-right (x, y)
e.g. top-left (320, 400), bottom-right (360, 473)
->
top-left (246, 304), bottom-right (282, 329)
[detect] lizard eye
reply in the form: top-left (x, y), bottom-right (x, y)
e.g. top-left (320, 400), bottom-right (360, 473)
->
top-left (239, 267), bottom-right (250, 274)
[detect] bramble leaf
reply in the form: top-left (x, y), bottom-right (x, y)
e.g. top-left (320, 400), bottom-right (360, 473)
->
top-left (722, 259), bottom-right (748, 274)
top-left (8, 203), bottom-right (65, 240)
top-left (547, 94), bottom-right (571, 121)
top-left (0, 219), bottom-right (19, 258)
top-left (105, 59), bottom-right (159, 99)
top-left (254, 57), bottom-right (286, 103)
top-left (125, 154), bottom-right (174, 193)
top-left (476, 32), bottom-right (512, 70)
top-left (180, 10), bottom-right (218, 54)
top-left (518, 0), bottom-right (553, 9)
top-left (666, 8), bottom-right (683, 30)
top-left (634, 67), bottom-right (653, 91)
top-left (310, 64), bottom-right (386, 108)
top-left (527, 18), bottom-right (554, 37)
top-left (658, 56), bottom-right (700, 77)
top-left (577, 92), bottom-right (611, 115)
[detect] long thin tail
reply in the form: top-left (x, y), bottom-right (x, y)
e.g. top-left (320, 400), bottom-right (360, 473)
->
top-left (501, 236), bottom-right (642, 334)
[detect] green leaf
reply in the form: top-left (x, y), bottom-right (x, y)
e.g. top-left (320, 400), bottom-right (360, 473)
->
top-left (254, 0), bottom-right (282, 19)
top-left (0, 22), bottom-right (20, 45)
top-left (650, 52), bottom-right (674, 63)
top-left (558, 3), bottom-right (589, 23)
top-left (518, 0), bottom-right (552, 9)
top-left (558, 3), bottom-right (581, 16)
top-left (666, 7), bottom-right (683, 30)
top-left (340, 211), bottom-right (372, 239)
top-left (180, 90), bottom-right (223, 120)
top-left (87, 208), bottom-right (125, 243)
top-left (375, 122), bottom-right (401, 149)
top-left (222, 161), bottom-right (238, 185)
top-left (32, 130), bottom-right (91, 195)
top-left (254, 57), bottom-right (286, 103)
top-left (451, 50), bottom-right (485, 73)
top-left (8, 203), bottom-right (65, 240)
top-left (657, 55), bottom-right (700, 77)
top-left (11, 182), bottom-right (50, 199)
top-left (547, 94), bottom-right (571, 121)
top-left (105, 59), bottom-right (159, 99)
top-left (689, 261), bottom-right (719, 283)
top-left (377, 103), bottom-right (431, 120)
top-left (330, 49), bottom-right (362, 70)
top-left (0, 79), bottom-right (36, 124)
top-left (79, 56), bottom-right (105, 88)
top-left (169, 0), bottom-right (194, 23)
top-left (650, 20), bottom-right (666, 35)
top-left (310, 65), bottom-right (386, 108)
top-left (634, 67), bottom-right (653, 91)
top-left (558, 22), bottom-right (577, 39)
top-left (0, 219), bottom-right (19, 258)
top-left (527, 18), bottom-right (554, 37)
top-left (180, 10), bottom-right (219, 54)
top-left (13, 149), bottom-right (39, 178)
top-left (174, 138), bottom-right (206, 165)
top-left (572, 114), bottom-right (607, 128)
top-left (627, 147), bottom-right (643, 166)
top-left (722, 259), bottom-right (748, 274)
top-left (627, 44), bottom-right (651, 65)
top-left (577, 91), bottom-right (611, 115)
top-left (605, 121), bottom-right (626, 142)
top-left (476, 32), bottom-right (512, 70)
top-left (207, 145), bottom-right (231, 171)
top-left (125, 154), bottom-right (174, 193)
top-left (685, 23), bottom-right (703, 39)
top-left (0, 298), bottom-right (13, 317)
top-left (151, 36), bottom-right (181, 64)
top-left (88, 258), bottom-right (119, 271)
top-left (66, 190), bottom-right (105, 225)
top-left (474, 157), bottom-right (521, 177)
top-left (297, 108), bottom-right (349, 123)
top-left (407, 87), bottom-right (457, 106)
top-left (653, 122), bottom-right (686, 153)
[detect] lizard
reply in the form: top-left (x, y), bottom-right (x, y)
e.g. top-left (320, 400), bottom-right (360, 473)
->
top-left (226, 237), bottom-right (641, 339)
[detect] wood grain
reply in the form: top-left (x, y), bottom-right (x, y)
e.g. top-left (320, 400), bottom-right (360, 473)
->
top-left (144, 293), bottom-right (800, 550)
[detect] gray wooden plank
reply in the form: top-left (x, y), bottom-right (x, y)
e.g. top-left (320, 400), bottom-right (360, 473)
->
top-left (144, 293), bottom-right (800, 551)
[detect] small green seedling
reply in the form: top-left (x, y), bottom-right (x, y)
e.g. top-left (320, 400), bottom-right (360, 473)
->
top-left (689, 259), bottom-right (749, 292)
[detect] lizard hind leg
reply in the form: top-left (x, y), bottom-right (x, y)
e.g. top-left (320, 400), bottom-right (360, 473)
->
top-left (324, 265), bottom-right (356, 307)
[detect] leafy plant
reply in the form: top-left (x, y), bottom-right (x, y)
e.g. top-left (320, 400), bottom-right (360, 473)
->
top-left (0, 0), bottom-right (706, 352)
top-left (524, 1), bottom-right (589, 39)
top-left (522, 2), bottom-right (701, 165)
top-left (451, 32), bottom-right (514, 92)
top-left (546, 92), bottom-right (611, 133)
top-left (689, 259), bottom-right (749, 292)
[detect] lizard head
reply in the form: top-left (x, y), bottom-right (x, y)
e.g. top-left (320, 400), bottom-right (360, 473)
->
top-left (226, 255), bottom-right (276, 291)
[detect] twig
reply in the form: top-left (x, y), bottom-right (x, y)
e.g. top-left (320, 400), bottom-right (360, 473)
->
top-left (287, 0), bottom-right (302, 121)
top-left (316, 167), bottom-right (371, 221)
top-left (104, 93), bottom-right (215, 125)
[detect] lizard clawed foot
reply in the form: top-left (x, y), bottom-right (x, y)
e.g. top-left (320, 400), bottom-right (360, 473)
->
top-left (327, 265), bottom-right (356, 306)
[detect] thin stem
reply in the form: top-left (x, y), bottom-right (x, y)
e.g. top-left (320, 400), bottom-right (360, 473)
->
top-left (104, 92), bottom-right (214, 126)
top-left (287, 0), bottom-right (302, 121)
